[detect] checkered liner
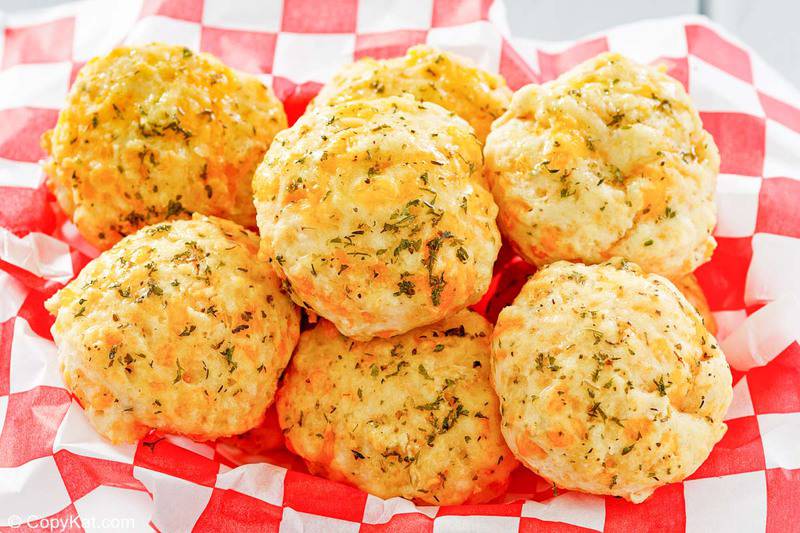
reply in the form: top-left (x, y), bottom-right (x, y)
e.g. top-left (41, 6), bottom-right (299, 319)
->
top-left (1, 0), bottom-right (799, 531)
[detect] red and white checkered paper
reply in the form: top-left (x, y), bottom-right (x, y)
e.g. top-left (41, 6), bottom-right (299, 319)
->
top-left (1, 0), bottom-right (799, 531)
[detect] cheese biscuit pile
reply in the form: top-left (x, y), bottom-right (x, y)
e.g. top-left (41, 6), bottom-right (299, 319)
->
top-left (43, 44), bottom-right (730, 506)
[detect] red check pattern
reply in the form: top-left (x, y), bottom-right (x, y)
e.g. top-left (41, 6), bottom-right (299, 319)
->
top-left (0, 2), bottom-right (799, 531)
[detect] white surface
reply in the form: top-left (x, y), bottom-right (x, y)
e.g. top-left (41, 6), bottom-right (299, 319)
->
top-left (432, 515), bottom-right (521, 533)
top-left (763, 119), bottom-right (800, 178)
top-left (0, 396), bottom-right (7, 453)
top-left (0, 158), bottom-right (44, 188)
top-left (722, 293), bottom-right (800, 370)
top-left (0, 228), bottom-right (74, 282)
top-left (133, 467), bottom-right (214, 532)
top-left (73, 485), bottom-right (154, 533)
top-left (427, 21), bottom-right (502, 72)
top-left (356, 0), bottom-right (434, 33)
top-left (362, 494), bottom-right (438, 524)
top-left (0, 62), bottom-right (71, 110)
top-left (724, 376), bottom-right (755, 421)
top-left (73, 0), bottom-right (143, 61)
top-left (714, 174), bottom-right (761, 238)
top-left (758, 412), bottom-right (800, 469)
top-left (123, 15), bottom-right (202, 49)
top-left (747, 235), bottom-right (800, 303)
top-left (215, 463), bottom-right (287, 507)
top-left (688, 55), bottom-right (764, 115)
top-left (272, 32), bottom-right (356, 82)
top-left (281, 508), bottom-right (361, 533)
top-left (521, 492), bottom-right (606, 530)
top-left (9, 317), bottom-right (62, 394)
top-left (0, 270), bottom-right (26, 321)
top-left (201, 0), bottom-right (283, 32)
top-left (683, 471), bottom-right (767, 533)
top-left (605, 16), bottom-right (688, 62)
top-left (0, 456), bottom-right (73, 526)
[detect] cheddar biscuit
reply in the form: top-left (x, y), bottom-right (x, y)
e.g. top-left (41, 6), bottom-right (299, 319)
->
top-left (491, 259), bottom-right (732, 502)
top-left (312, 45), bottom-right (511, 142)
top-left (484, 52), bottom-right (719, 277)
top-left (277, 310), bottom-right (517, 505)
top-left (45, 215), bottom-right (300, 443)
top-left (253, 96), bottom-right (500, 340)
top-left (42, 43), bottom-right (287, 249)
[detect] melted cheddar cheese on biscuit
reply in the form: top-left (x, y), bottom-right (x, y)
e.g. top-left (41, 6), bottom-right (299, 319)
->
top-left (484, 52), bottom-right (719, 277)
top-left (277, 310), bottom-right (518, 505)
top-left (311, 45), bottom-right (511, 143)
top-left (45, 215), bottom-right (300, 443)
top-left (253, 96), bottom-right (501, 340)
top-left (491, 259), bottom-right (732, 503)
top-left (42, 43), bottom-right (287, 250)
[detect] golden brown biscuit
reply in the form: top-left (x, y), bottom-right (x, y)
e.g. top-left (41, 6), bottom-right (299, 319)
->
top-left (45, 215), bottom-right (300, 443)
top-left (277, 310), bottom-right (518, 505)
top-left (484, 52), bottom-right (719, 277)
top-left (491, 259), bottom-right (731, 502)
top-left (311, 45), bottom-right (511, 142)
top-left (253, 96), bottom-right (500, 340)
top-left (42, 43), bottom-right (287, 250)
